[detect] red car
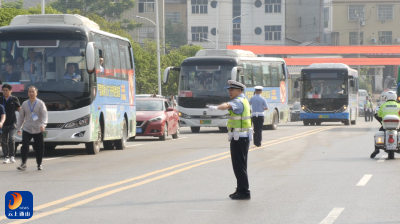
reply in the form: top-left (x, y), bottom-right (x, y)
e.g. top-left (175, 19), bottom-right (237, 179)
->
top-left (135, 98), bottom-right (180, 140)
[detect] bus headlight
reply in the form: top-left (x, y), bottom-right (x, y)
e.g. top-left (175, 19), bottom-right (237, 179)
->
top-left (179, 112), bottom-right (192, 119)
top-left (63, 115), bottom-right (90, 129)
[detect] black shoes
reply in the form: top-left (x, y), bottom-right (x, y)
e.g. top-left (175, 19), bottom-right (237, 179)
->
top-left (17, 164), bottom-right (26, 171)
top-left (370, 150), bottom-right (380, 158)
top-left (38, 165), bottom-right (42, 170)
top-left (229, 192), bottom-right (251, 200)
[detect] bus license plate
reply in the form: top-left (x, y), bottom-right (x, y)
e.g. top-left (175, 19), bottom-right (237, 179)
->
top-left (43, 131), bottom-right (48, 138)
top-left (319, 115), bottom-right (329, 118)
top-left (136, 128), bottom-right (142, 133)
top-left (200, 120), bottom-right (211, 124)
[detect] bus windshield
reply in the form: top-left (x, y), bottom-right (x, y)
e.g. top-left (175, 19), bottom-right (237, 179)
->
top-left (0, 40), bottom-right (89, 93)
top-left (302, 72), bottom-right (348, 99)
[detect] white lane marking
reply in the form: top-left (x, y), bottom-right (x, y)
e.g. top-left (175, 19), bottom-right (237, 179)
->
top-left (356, 174), bottom-right (373, 186)
top-left (320, 207), bottom-right (345, 224)
top-left (377, 155), bottom-right (387, 162)
top-left (125, 144), bottom-right (143, 148)
top-left (43, 155), bottom-right (75, 161)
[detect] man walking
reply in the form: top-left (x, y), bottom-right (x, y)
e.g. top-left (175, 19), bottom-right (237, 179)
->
top-left (368, 98), bottom-right (374, 122)
top-left (364, 96), bottom-right (370, 121)
top-left (1, 84), bottom-right (20, 164)
top-left (16, 86), bottom-right (48, 171)
top-left (249, 86), bottom-right (268, 147)
top-left (208, 80), bottom-right (252, 200)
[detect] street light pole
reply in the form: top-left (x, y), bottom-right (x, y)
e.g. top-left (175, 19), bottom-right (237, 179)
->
top-left (228, 14), bottom-right (248, 46)
top-left (216, 1), bottom-right (218, 49)
top-left (136, 15), bottom-right (162, 96)
top-left (42, 0), bottom-right (45, 14)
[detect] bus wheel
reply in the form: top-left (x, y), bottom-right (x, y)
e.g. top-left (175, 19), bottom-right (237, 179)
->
top-left (267, 110), bottom-right (278, 130)
top-left (351, 119), bottom-right (356, 125)
top-left (191, 127), bottom-right (200, 133)
top-left (115, 120), bottom-right (127, 150)
top-left (103, 141), bottom-right (115, 150)
top-left (86, 129), bottom-right (102, 154)
top-left (344, 119), bottom-right (350, 125)
top-left (218, 127), bottom-right (228, 133)
top-left (303, 121), bottom-right (309, 126)
top-left (310, 122), bottom-right (315, 126)
top-left (316, 122), bottom-right (321, 125)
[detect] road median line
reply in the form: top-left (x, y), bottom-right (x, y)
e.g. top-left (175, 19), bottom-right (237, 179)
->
top-left (2, 126), bottom-right (335, 222)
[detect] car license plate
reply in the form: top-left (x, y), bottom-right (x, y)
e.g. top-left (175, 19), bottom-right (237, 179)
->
top-left (319, 115), bottom-right (329, 118)
top-left (200, 120), bottom-right (211, 124)
top-left (43, 131), bottom-right (48, 138)
top-left (387, 144), bottom-right (396, 150)
top-left (136, 128), bottom-right (142, 133)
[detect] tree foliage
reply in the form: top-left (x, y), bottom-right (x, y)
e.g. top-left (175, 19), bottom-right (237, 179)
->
top-left (2, 0), bottom-right (24, 9)
top-left (165, 20), bottom-right (187, 49)
top-left (359, 66), bottom-right (372, 94)
top-left (51, 0), bottom-right (136, 22)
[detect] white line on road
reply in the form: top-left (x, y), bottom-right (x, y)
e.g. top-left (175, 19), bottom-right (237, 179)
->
top-left (43, 155), bottom-right (75, 161)
top-left (125, 144), bottom-right (143, 148)
top-left (320, 207), bottom-right (345, 224)
top-left (356, 174), bottom-right (373, 186)
top-left (377, 155), bottom-right (387, 162)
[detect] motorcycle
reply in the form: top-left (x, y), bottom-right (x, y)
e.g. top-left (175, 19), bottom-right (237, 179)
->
top-left (374, 114), bottom-right (400, 159)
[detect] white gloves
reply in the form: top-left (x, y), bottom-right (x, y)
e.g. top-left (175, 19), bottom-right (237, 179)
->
top-left (208, 106), bottom-right (218, 111)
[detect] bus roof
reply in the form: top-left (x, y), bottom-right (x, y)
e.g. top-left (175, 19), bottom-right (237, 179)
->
top-left (302, 63), bottom-right (358, 77)
top-left (195, 49), bottom-right (257, 57)
top-left (10, 14), bottom-right (100, 30)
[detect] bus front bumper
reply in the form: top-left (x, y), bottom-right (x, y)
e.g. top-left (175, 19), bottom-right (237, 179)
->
top-left (180, 118), bottom-right (228, 127)
top-left (300, 112), bottom-right (350, 122)
top-left (15, 125), bottom-right (92, 144)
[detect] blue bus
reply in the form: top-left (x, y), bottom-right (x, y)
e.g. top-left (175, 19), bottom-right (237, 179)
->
top-left (0, 14), bottom-right (136, 154)
top-left (294, 63), bottom-right (358, 125)
top-left (164, 49), bottom-right (289, 132)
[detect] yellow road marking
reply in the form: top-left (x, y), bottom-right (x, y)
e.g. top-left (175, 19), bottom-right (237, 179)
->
top-left (5, 126), bottom-right (335, 223)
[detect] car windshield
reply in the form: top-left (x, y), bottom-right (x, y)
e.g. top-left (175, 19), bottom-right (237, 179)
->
top-left (293, 103), bottom-right (301, 110)
top-left (0, 40), bottom-right (89, 93)
top-left (137, 100), bottom-right (163, 111)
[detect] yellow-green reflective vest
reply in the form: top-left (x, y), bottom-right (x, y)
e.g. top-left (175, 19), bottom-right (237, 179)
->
top-left (378, 100), bottom-right (400, 118)
top-left (227, 96), bottom-right (252, 132)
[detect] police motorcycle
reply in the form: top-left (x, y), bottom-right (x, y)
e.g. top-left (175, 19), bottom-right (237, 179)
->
top-left (373, 92), bottom-right (400, 159)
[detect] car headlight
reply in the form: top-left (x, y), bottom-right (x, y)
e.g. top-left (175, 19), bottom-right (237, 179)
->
top-left (179, 112), bottom-right (191, 119)
top-left (149, 115), bottom-right (163, 123)
top-left (63, 115), bottom-right (90, 129)
top-left (220, 114), bottom-right (230, 119)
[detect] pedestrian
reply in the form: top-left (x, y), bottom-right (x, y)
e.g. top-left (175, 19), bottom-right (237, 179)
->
top-left (364, 96), bottom-right (370, 121)
top-left (249, 86), bottom-right (268, 147)
top-left (208, 80), bottom-right (252, 200)
top-left (16, 86), bottom-right (48, 171)
top-left (1, 84), bottom-right (20, 164)
top-left (368, 98), bottom-right (374, 122)
top-left (170, 93), bottom-right (177, 108)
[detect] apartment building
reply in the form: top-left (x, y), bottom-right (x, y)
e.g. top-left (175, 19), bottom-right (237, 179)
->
top-left (187, 0), bottom-right (286, 49)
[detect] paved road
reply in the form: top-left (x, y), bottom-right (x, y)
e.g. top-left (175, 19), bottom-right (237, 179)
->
top-left (1, 118), bottom-right (399, 224)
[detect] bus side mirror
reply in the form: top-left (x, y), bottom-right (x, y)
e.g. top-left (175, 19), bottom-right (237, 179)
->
top-left (86, 42), bottom-right (95, 74)
top-left (163, 67), bottom-right (171, 84)
top-left (294, 81), bottom-right (299, 89)
top-left (231, 67), bottom-right (238, 81)
top-left (350, 80), bottom-right (355, 87)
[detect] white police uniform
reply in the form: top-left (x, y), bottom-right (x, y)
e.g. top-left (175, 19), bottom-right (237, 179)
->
top-left (249, 86), bottom-right (268, 147)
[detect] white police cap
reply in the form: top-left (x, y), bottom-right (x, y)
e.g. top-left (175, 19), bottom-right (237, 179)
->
top-left (254, 86), bottom-right (263, 90)
top-left (227, 80), bottom-right (246, 89)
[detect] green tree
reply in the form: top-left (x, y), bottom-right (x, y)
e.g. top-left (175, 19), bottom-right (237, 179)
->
top-left (51, 0), bottom-right (136, 22)
top-left (359, 66), bottom-right (372, 95)
top-left (2, 0), bottom-right (24, 9)
top-left (165, 20), bottom-right (187, 49)
top-left (0, 8), bottom-right (27, 27)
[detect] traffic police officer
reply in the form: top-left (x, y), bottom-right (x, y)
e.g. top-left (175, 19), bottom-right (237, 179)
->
top-left (371, 91), bottom-right (400, 158)
top-left (208, 80), bottom-right (252, 200)
top-left (249, 86), bottom-right (268, 147)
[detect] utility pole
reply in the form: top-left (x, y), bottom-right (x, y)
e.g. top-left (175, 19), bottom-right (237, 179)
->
top-left (216, 1), bottom-right (218, 49)
top-left (357, 10), bottom-right (363, 81)
top-left (42, 0), bottom-right (45, 14)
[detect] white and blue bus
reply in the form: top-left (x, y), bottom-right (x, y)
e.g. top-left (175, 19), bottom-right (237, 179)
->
top-left (0, 14), bottom-right (136, 154)
top-left (164, 49), bottom-right (289, 132)
top-left (295, 63), bottom-right (358, 126)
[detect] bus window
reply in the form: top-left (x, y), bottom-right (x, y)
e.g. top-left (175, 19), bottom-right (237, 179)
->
top-left (119, 45), bottom-right (127, 80)
top-left (252, 62), bottom-right (263, 86)
top-left (271, 66), bottom-right (279, 87)
top-left (111, 39), bottom-right (121, 78)
top-left (261, 62), bottom-right (271, 87)
top-left (242, 61), bottom-right (253, 86)
top-left (101, 38), bottom-right (112, 76)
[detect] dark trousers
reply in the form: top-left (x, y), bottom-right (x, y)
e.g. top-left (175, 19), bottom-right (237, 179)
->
top-left (252, 116), bottom-right (264, 146)
top-left (365, 110), bottom-right (370, 121)
top-left (21, 131), bottom-right (44, 165)
top-left (230, 137), bottom-right (250, 194)
top-left (369, 111), bottom-right (374, 122)
top-left (2, 124), bottom-right (16, 158)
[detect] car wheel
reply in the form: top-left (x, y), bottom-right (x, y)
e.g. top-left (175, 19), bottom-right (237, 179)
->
top-left (159, 123), bottom-right (168, 141)
top-left (172, 123), bottom-right (180, 139)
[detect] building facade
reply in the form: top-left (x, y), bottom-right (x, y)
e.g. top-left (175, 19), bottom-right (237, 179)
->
top-left (285, 0), bottom-right (324, 45)
top-left (187, 0), bottom-right (286, 49)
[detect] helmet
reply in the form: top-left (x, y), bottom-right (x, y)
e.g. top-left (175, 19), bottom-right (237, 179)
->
top-left (386, 91), bottom-right (397, 101)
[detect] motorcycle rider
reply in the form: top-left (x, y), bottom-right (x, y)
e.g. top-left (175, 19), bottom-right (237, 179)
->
top-left (371, 91), bottom-right (400, 158)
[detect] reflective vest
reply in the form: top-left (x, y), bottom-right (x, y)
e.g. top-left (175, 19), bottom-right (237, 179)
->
top-left (227, 96), bottom-right (252, 132)
top-left (378, 100), bottom-right (400, 118)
